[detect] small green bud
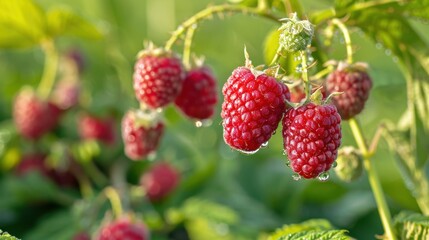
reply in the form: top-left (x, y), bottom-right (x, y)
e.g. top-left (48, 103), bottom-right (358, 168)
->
top-left (334, 147), bottom-right (363, 182)
top-left (278, 13), bottom-right (314, 53)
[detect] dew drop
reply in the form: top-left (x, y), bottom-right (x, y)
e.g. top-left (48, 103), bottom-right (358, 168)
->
top-left (294, 56), bottom-right (302, 61)
top-left (332, 161), bottom-right (337, 168)
top-left (286, 160), bottom-right (291, 167)
top-left (147, 152), bottom-right (157, 161)
top-left (155, 107), bottom-right (163, 113)
top-left (237, 148), bottom-right (260, 155)
top-left (385, 49), bottom-right (392, 56)
top-left (292, 173), bottom-right (301, 181)
top-left (393, 56), bottom-right (399, 63)
top-left (195, 119), bottom-right (212, 128)
top-left (261, 141), bottom-right (269, 148)
top-left (375, 42), bottom-right (383, 49)
top-left (318, 172), bottom-right (330, 182)
top-left (282, 150), bottom-right (287, 156)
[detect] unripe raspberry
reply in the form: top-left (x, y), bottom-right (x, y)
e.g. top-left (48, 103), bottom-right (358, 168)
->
top-left (140, 162), bottom-right (180, 202)
top-left (334, 147), bottom-right (363, 182)
top-left (279, 13), bottom-right (314, 52)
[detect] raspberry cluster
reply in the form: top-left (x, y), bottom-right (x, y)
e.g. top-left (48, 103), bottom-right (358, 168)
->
top-left (122, 45), bottom-right (218, 160)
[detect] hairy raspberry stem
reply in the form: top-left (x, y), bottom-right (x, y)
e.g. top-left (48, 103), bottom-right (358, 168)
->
top-left (37, 39), bottom-right (59, 100)
top-left (183, 25), bottom-right (196, 69)
top-left (349, 118), bottom-right (397, 240)
top-left (164, 4), bottom-right (279, 50)
top-left (330, 18), bottom-right (353, 64)
top-left (300, 51), bottom-right (311, 101)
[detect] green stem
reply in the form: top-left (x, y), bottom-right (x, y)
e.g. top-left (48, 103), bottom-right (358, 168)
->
top-left (165, 4), bottom-right (279, 50)
top-left (331, 18), bottom-right (353, 64)
top-left (349, 118), bottom-right (397, 240)
top-left (183, 25), bottom-right (196, 69)
top-left (83, 161), bottom-right (108, 187)
top-left (37, 40), bottom-right (59, 100)
top-left (309, 66), bottom-right (333, 81)
top-left (270, 45), bottom-right (284, 66)
top-left (300, 51), bottom-right (311, 99)
top-left (104, 187), bottom-right (123, 218)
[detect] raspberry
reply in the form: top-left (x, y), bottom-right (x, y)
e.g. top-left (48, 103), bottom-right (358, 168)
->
top-left (13, 89), bottom-right (62, 139)
top-left (73, 232), bottom-right (90, 240)
top-left (133, 48), bottom-right (185, 109)
top-left (52, 79), bottom-right (80, 110)
top-left (334, 147), bottom-right (363, 182)
top-left (15, 154), bottom-right (77, 187)
top-left (79, 114), bottom-right (116, 145)
top-left (121, 110), bottom-right (164, 160)
top-left (97, 217), bottom-right (149, 240)
top-left (221, 67), bottom-right (290, 153)
top-left (282, 103), bottom-right (342, 179)
top-left (290, 85), bottom-right (327, 103)
top-left (326, 62), bottom-right (372, 120)
top-left (174, 66), bottom-right (218, 120)
top-left (140, 162), bottom-right (180, 201)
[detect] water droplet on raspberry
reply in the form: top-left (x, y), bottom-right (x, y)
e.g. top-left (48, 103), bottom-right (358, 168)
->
top-left (147, 152), bottom-right (157, 161)
top-left (292, 173), bottom-right (301, 181)
top-left (282, 150), bottom-right (287, 155)
top-left (332, 161), bottom-right (338, 168)
top-left (261, 141), bottom-right (269, 148)
top-left (285, 160), bottom-right (290, 167)
top-left (237, 148), bottom-right (260, 155)
top-left (155, 107), bottom-right (163, 113)
top-left (195, 119), bottom-right (213, 128)
top-left (317, 172), bottom-right (330, 182)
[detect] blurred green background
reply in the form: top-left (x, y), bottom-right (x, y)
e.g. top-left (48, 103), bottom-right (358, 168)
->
top-left (1, 0), bottom-right (428, 239)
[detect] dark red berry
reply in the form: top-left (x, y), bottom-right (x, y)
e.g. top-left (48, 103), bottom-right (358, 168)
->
top-left (79, 114), bottom-right (116, 145)
top-left (290, 85), bottom-right (327, 103)
top-left (326, 63), bottom-right (372, 120)
top-left (122, 110), bottom-right (164, 160)
top-left (97, 217), bottom-right (149, 240)
top-left (221, 67), bottom-right (290, 153)
top-left (174, 66), bottom-right (218, 120)
top-left (140, 162), bottom-right (180, 202)
top-left (13, 89), bottom-right (62, 139)
top-left (73, 232), bottom-right (90, 240)
top-left (282, 103), bottom-right (342, 179)
top-left (133, 49), bottom-right (185, 109)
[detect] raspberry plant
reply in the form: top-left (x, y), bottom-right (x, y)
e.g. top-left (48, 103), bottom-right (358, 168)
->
top-left (1, 0), bottom-right (429, 239)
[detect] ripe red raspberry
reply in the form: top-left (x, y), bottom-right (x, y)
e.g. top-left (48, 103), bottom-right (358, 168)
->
top-left (174, 66), bottom-right (218, 120)
top-left (97, 217), bottom-right (149, 240)
top-left (290, 85), bottom-right (327, 103)
top-left (140, 162), bottom-right (180, 202)
top-left (122, 110), bottom-right (164, 160)
top-left (326, 62), bottom-right (372, 120)
top-left (13, 89), bottom-right (62, 139)
top-left (282, 103), bottom-right (342, 179)
top-left (79, 114), bottom-right (116, 145)
top-left (133, 48), bottom-right (185, 109)
top-left (221, 67), bottom-right (290, 153)
top-left (73, 232), bottom-right (90, 240)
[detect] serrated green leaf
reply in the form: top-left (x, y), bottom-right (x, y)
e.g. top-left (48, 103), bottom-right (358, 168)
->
top-left (394, 211), bottom-right (429, 240)
top-left (23, 210), bottom-right (77, 240)
top-left (46, 7), bottom-right (102, 40)
top-left (268, 219), bottom-right (333, 240)
top-left (0, 0), bottom-right (47, 48)
top-left (278, 229), bottom-right (350, 240)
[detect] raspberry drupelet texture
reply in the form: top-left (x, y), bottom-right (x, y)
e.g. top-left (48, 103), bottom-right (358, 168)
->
top-left (13, 89), bottom-right (62, 139)
top-left (97, 217), bottom-right (149, 240)
top-left (326, 64), bottom-right (372, 120)
top-left (140, 162), bottom-right (180, 202)
top-left (174, 66), bottom-right (218, 120)
top-left (221, 67), bottom-right (290, 153)
top-left (133, 51), bottom-right (185, 109)
top-left (78, 114), bottom-right (116, 145)
top-left (122, 110), bottom-right (164, 160)
top-left (283, 103), bottom-right (342, 179)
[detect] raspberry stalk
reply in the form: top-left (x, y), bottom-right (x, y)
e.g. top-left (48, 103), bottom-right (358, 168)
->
top-left (104, 187), bottom-right (124, 218)
top-left (37, 40), bottom-right (59, 100)
top-left (330, 18), bottom-right (353, 64)
top-left (349, 118), bottom-right (397, 240)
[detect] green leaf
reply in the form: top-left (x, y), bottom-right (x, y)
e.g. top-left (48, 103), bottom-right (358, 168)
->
top-left (394, 211), bottom-right (429, 240)
top-left (0, 0), bottom-right (47, 48)
top-left (46, 7), bottom-right (103, 40)
top-left (0, 230), bottom-right (20, 240)
top-left (278, 230), bottom-right (350, 240)
top-left (23, 210), bottom-right (77, 240)
top-left (268, 219), bottom-right (334, 240)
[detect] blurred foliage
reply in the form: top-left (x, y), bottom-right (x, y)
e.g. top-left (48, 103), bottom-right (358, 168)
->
top-left (394, 211), bottom-right (429, 240)
top-left (0, 0), bottom-right (429, 239)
